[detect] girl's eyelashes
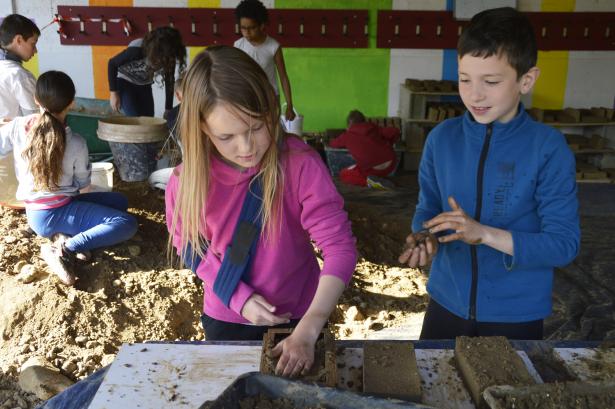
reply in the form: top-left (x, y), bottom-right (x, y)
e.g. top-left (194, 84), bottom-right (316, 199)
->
top-left (485, 81), bottom-right (500, 85)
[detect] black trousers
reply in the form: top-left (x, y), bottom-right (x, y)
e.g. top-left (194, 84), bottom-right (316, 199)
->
top-left (419, 299), bottom-right (543, 340)
top-left (201, 314), bottom-right (300, 341)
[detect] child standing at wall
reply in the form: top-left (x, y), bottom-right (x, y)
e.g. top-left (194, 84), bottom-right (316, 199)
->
top-left (0, 71), bottom-right (138, 286)
top-left (166, 46), bottom-right (356, 377)
top-left (108, 26), bottom-right (186, 117)
top-left (234, 0), bottom-right (296, 122)
top-left (398, 7), bottom-right (580, 340)
top-left (329, 110), bottom-right (400, 187)
top-left (0, 14), bottom-right (39, 120)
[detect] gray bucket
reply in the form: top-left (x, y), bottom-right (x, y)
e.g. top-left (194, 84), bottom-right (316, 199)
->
top-left (97, 116), bottom-right (168, 182)
top-left (108, 141), bottom-right (160, 182)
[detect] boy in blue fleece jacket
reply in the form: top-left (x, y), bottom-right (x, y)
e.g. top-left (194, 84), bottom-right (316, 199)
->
top-left (398, 7), bottom-right (580, 340)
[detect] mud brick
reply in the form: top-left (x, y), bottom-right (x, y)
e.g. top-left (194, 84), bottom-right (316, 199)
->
top-left (589, 134), bottom-right (608, 149)
top-left (455, 336), bottom-right (535, 409)
top-left (555, 110), bottom-right (578, 123)
top-left (590, 107), bottom-right (607, 119)
top-left (527, 108), bottom-right (544, 122)
top-left (437, 107), bottom-right (447, 122)
top-left (563, 108), bottom-right (581, 122)
top-left (446, 107), bottom-right (457, 119)
top-left (581, 109), bottom-right (608, 123)
top-left (260, 328), bottom-right (337, 387)
top-left (363, 341), bottom-right (422, 402)
top-left (583, 170), bottom-right (608, 179)
top-left (565, 134), bottom-right (589, 147)
top-left (605, 108), bottom-right (614, 120)
top-left (405, 79), bottom-right (425, 92)
top-left (576, 171), bottom-right (584, 180)
top-left (427, 107), bottom-right (439, 122)
top-left (604, 168), bottom-right (615, 178)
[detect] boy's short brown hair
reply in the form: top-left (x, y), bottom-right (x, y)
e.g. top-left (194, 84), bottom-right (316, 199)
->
top-left (457, 7), bottom-right (536, 78)
top-left (0, 14), bottom-right (40, 47)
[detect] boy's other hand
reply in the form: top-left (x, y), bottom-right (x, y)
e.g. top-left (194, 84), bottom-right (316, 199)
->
top-left (241, 293), bottom-right (291, 326)
top-left (109, 92), bottom-right (121, 112)
top-left (398, 230), bottom-right (438, 267)
top-left (425, 196), bottom-right (486, 245)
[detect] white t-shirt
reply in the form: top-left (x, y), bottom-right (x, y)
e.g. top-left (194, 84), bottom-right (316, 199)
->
top-left (0, 60), bottom-right (37, 119)
top-left (234, 36), bottom-right (280, 94)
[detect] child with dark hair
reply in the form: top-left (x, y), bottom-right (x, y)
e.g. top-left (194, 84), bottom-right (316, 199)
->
top-left (399, 7), bottom-right (579, 340)
top-left (234, 0), bottom-right (295, 122)
top-left (329, 109), bottom-right (400, 187)
top-left (0, 14), bottom-right (40, 120)
top-left (0, 71), bottom-right (138, 286)
top-left (108, 26), bottom-right (186, 117)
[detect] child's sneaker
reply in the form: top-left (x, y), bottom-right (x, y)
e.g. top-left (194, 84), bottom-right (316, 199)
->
top-left (40, 243), bottom-right (76, 286)
top-left (367, 175), bottom-right (395, 190)
top-left (51, 233), bottom-right (91, 263)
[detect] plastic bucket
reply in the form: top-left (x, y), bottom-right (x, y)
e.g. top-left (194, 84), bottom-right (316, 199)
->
top-left (281, 105), bottom-right (304, 137)
top-left (90, 162), bottom-right (114, 191)
top-left (97, 116), bottom-right (168, 182)
top-left (0, 154), bottom-right (25, 209)
top-left (108, 141), bottom-right (160, 182)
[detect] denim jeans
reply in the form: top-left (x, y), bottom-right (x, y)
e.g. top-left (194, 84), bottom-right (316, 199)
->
top-left (117, 78), bottom-right (154, 117)
top-left (26, 192), bottom-right (138, 253)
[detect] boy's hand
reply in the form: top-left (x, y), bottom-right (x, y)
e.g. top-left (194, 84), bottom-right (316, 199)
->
top-left (240, 293), bottom-right (291, 326)
top-left (425, 196), bottom-right (486, 245)
top-left (398, 230), bottom-right (438, 267)
top-left (271, 329), bottom-right (315, 378)
top-left (109, 92), bottom-right (121, 112)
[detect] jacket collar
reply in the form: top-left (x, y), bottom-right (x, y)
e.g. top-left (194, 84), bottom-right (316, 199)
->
top-left (0, 47), bottom-right (22, 63)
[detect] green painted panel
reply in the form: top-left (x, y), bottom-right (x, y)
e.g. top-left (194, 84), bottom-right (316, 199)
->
top-left (274, 0), bottom-right (392, 131)
top-left (283, 48), bottom-right (389, 131)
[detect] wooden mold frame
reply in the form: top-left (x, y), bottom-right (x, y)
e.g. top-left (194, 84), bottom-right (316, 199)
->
top-left (260, 328), bottom-right (337, 387)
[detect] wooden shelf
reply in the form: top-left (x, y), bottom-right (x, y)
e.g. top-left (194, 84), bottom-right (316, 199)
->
top-left (572, 148), bottom-right (614, 154)
top-left (546, 121), bottom-right (615, 127)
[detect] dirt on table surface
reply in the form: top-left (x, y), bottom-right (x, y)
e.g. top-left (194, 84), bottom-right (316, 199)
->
top-left (487, 381), bottom-right (615, 409)
top-left (1, 173), bottom-right (614, 407)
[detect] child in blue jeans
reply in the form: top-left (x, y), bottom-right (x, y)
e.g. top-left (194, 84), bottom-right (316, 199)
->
top-left (0, 71), bottom-right (137, 285)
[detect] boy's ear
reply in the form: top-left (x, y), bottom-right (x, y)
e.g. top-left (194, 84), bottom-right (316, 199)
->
top-left (520, 66), bottom-right (540, 95)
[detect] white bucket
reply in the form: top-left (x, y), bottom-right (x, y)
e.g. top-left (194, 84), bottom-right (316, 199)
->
top-left (281, 105), bottom-right (304, 137)
top-left (91, 162), bottom-right (114, 192)
top-left (0, 154), bottom-right (24, 209)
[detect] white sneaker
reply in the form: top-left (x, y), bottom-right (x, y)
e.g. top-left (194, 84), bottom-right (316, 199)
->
top-left (40, 243), bottom-right (76, 286)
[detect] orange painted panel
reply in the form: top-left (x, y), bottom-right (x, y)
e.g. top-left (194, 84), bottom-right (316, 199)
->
top-left (92, 46), bottom-right (125, 99)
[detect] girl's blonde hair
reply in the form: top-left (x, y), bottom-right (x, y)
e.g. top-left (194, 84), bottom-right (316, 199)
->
top-left (169, 45), bottom-right (284, 265)
top-left (22, 71), bottom-right (75, 191)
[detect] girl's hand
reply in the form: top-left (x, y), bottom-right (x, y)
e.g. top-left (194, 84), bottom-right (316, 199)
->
top-left (285, 104), bottom-right (296, 121)
top-left (110, 92), bottom-right (121, 112)
top-left (425, 196), bottom-right (487, 245)
top-left (398, 230), bottom-right (438, 268)
top-left (240, 293), bottom-right (291, 326)
top-left (270, 329), bottom-right (315, 378)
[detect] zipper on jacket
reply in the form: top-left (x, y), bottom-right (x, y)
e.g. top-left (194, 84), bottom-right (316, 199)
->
top-left (469, 123), bottom-right (493, 321)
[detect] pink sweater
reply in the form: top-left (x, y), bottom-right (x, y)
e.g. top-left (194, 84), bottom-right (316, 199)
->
top-left (166, 136), bottom-right (357, 324)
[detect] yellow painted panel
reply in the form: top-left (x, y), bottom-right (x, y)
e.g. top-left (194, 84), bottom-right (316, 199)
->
top-left (92, 46), bottom-right (126, 99)
top-left (89, 0), bottom-right (133, 5)
top-left (23, 53), bottom-right (39, 78)
top-left (189, 46), bottom-right (207, 63)
top-left (532, 51), bottom-right (569, 109)
top-left (188, 0), bottom-right (220, 6)
top-left (541, 0), bottom-right (575, 11)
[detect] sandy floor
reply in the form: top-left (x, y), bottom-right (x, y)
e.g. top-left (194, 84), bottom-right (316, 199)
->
top-left (0, 174), bottom-right (613, 408)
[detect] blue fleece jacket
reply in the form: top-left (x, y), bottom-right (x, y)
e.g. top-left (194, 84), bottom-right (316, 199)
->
top-left (413, 105), bottom-right (580, 323)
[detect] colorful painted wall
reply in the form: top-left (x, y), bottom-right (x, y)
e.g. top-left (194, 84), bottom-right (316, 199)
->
top-left (2, 0), bottom-right (614, 131)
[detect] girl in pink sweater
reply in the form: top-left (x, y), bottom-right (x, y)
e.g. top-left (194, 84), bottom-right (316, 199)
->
top-left (165, 46), bottom-right (356, 378)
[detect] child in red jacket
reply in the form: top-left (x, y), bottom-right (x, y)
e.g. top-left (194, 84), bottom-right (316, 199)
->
top-left (329, 110), bottom-right (400, 187)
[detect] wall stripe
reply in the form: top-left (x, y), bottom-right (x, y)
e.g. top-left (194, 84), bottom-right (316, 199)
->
top-left (531, 0), bottom-right (575, 109)
top-left (189, 0), bottom-right (220, 6)
top-left (22, 53), bottom-right (39, 78)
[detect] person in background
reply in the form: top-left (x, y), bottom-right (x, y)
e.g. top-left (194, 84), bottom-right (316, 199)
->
top-left (398, 7), bottom-right (579, 340)
top-left (0, 14), bottom-right (39, 121)
top-left (166, 46), bottom-right (356, 377)
top-left (329, 109), bottom-right (400, 188)
top-left (108, 26), bottom-right (186, 117)
top-left (234, 0), bottom-right (295, 122)
top-left (0, 71), bottom-right (138, 286)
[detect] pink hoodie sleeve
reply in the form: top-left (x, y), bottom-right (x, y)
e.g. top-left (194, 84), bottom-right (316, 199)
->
top-left (295, 150), bottom-right (357, 284)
